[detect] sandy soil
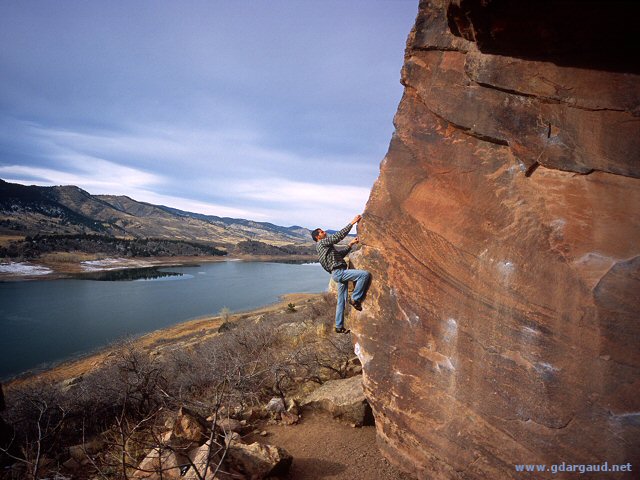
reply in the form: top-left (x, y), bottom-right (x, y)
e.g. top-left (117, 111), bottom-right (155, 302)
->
top-left (247, 412), bottom-right (413, 480)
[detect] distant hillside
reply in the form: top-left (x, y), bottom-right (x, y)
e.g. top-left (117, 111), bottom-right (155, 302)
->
top-left (0, 234), bottom-right (227, 259)
top-left (0, 179), bottom-right (312, 247)
top-left (233, 239), bottom-right (316, 257)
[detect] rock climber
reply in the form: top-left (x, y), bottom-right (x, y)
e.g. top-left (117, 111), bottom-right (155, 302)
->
top-left (311, 214), bottom-right (371, 334)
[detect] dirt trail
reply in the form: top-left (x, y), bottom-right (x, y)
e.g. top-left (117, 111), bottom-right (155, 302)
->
top-left (248, 412), bottom-right (413, 480)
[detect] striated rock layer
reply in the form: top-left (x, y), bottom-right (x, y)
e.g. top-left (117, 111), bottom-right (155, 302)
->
top-left (354, 1), bottom-right (640, 478)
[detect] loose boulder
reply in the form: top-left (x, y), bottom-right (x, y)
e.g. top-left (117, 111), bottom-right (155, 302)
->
top-left (183, 442), bottom-right (220, 480)
top-left (167, 407), bottom-right (208, 451)
top-left (301, 375), bottom-right (372, 426)
top-left (265, 397), bottom-right (285, 414)
top-left (68, 439), bottom-right (105, 462)
top-left (216, 417), bottom-right (243, 434)
top-left (225, 442), bottom-right (293, 480)
top-left (280, 411), bottom-right (299, 425)
top-left (132, 448), bottom-right (186, 479)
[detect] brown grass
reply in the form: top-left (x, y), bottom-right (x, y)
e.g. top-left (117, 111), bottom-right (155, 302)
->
top-left (40, 251), bottom-right (108, 263)
top-left (0, 234), bottom-right (25, 246)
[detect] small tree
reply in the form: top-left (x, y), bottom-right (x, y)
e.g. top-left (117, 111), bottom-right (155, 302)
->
top-left (217, 307), bottom-right (234, 333)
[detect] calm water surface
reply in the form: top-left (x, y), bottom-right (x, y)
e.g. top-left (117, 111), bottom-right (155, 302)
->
top-left (0, 261), bottom-right (327, 380)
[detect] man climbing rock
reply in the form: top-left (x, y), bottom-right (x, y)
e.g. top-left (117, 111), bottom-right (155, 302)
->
top-left (311, 214), bottom-right (371, 334)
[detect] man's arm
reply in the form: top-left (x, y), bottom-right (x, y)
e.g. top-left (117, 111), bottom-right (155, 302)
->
top-left (337, 236), bottom-right (360, 258)
top-left (319, 223), bottom-right (353, 247)
top-left (336, 245), bottom-right (352, 258)
top-left (318, 215), bottom-right (362, 247)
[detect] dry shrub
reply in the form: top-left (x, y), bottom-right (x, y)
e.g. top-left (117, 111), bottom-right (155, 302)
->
top-left (315, 322), bottom-right (329, 337)
top-left (0, 295), bottom-right (355, 479)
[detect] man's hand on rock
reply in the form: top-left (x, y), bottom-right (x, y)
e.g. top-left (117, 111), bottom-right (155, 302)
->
top-left (351, 214), bottom-right (362, 225)
top-left (348, 237), bottom-right (360, 247)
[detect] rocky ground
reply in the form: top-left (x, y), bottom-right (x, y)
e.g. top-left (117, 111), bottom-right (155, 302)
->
top-left (248, 411), bottom-right (412, 480)
top-left (1, 293), bottom-right (412, 480)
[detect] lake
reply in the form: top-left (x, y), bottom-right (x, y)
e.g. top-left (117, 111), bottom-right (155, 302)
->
top-left (0, 260), bottom-right (327, 380)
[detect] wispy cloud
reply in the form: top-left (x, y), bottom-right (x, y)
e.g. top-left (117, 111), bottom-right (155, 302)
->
top-left (0, 158), bottom-right (162, 193)
top-left (232, 178), bottom-right (369, 208)
top-left (0, 160), bottom-right (270, 222)
top-left (0, 0), bottom-right (417, 230)
top-left (129, 191), bottom-right (269, 221)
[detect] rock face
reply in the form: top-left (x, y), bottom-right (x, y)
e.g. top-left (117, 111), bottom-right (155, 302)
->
top-left (355, 1), bottom-right (640, 478)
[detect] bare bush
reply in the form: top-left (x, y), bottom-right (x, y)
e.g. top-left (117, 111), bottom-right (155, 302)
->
top-left (291, 333), bottom-right (353, 384)
top-left (114, 344), bottom-right (168, 416)
top-left (1, 382), bottom-right (69, 479)
top-left (0, 295), bottom-right (356, 479)
top-left (74, 341), bottom-right (169, 424)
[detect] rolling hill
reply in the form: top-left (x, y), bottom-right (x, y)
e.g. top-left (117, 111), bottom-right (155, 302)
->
top-left (0, 179), bottom-right (313, 248)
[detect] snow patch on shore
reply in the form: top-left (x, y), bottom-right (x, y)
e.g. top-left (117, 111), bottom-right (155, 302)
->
top-left (0, 262), bottom-right (53, 276)
top-left (80, 258), bottom-right (132, 271)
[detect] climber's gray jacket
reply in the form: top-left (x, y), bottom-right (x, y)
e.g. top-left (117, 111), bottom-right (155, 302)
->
top-left (316, 223), bottom-right (353, 273)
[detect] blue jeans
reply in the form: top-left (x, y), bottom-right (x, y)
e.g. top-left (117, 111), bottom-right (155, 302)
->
top-left (331, 268), bottom-right (371, 329)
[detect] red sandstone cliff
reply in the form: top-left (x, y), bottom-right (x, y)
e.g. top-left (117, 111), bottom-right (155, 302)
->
top-left (354, 1), bottom-right (640, 478)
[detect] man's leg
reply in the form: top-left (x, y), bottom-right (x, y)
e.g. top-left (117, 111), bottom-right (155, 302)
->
top-left (335, 280), bottom-right (348, 329)
top-left (332, 270), bottom-right (349, 329)
top-left (340, 269), bottom-right (371, 303)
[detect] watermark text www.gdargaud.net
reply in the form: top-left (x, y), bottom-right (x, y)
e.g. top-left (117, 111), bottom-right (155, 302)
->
top-left (514, 461), bottom-right (633, 474)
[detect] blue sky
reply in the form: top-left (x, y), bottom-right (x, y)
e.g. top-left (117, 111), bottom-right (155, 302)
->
top-left (0, 1), bottom-right (416, 230)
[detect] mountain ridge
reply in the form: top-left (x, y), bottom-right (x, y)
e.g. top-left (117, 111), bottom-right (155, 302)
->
top-left (0, 179), bottom-right (313, 247)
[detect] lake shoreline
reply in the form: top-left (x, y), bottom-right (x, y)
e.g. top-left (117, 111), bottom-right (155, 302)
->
top-left (0, 253), bottom-right (317, 282)
top-left (2, 260), bottom-right (327, 383)
top-left (4, 291), bottom-right (326, 388)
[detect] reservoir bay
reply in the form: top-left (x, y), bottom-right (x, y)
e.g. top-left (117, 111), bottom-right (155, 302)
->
top-left (0, 260), bottom-right (327, 380)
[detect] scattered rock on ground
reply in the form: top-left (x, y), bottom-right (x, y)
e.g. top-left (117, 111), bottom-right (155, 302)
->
top-left (286, 399), bottom-right (299, 415)
top-left (346, 356), bottom-right (363, 375)
top-left (68, 439), bottom-right (105, 462)
top-left (184, 442), bottom-right (220, 480)
top-left (280, 411), bottom-right (299, 425)
top-left (133, 448), bottom-right (186, 479)
top-left (216, 417), bottom-right (243, 433)
top-left (265, 397), bottom-right (285, 414)
top-left (226, 442), bottom-right (293, 480)
top-left (62, 457), bottom-right (81, 471)
top-left (276, 321), bottom-right (307, 336)
top-left (60, 376), bottom-right (83, 391)
top-left (168, 407), bottom-right (208, 450)
top-left (301, 375), bottom-right (371, 426)
top-left (225, 431), bottom-right (242, 446)
top-left (240, 407), bottom-right (264, 422)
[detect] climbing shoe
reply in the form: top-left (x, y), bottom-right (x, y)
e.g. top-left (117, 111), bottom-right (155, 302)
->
top-left (348, 298), bottom-right (363, 311)
top-left (335, 327), bottom-right (350, 334)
